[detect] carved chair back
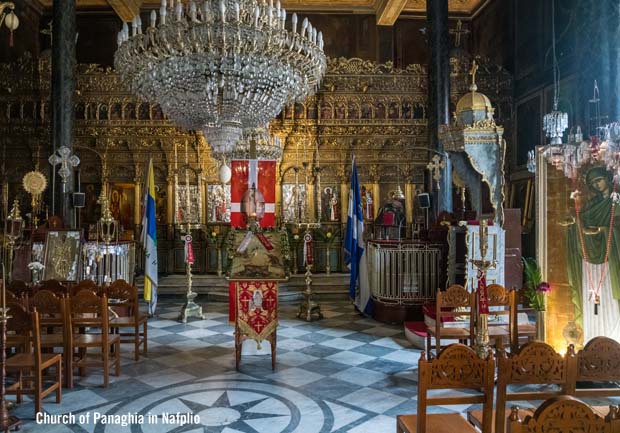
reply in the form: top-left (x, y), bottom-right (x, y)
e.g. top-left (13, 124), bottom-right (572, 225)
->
top-left (567, 336), bottom-right (620, 399)
top-left (507, 395), bottom-right (615, 433)
top-left (5, 289), bottom-right (26, 308)
top-left (496, 341), bottom-right (575, 433)
top-left (70, 280), bottom-right (99, 297)
top-left (69, 290), bottom-right (109, 331)
top-left (7, 301), bottom-right (32, 352)
top-left (31, 289), bottom-right (67, 335)
top-left (106, 279), bottom-right (137, 319)
top-left (8, 280), bottom-right (30, 297)
top-left (37, 279), bottom-right (68, 296)
top-left (429, 285), bottom-right (475, 355)
top-left (417, 343), bottom-right (495, 433)
top-left (485, 284), bottom-right (516, 350)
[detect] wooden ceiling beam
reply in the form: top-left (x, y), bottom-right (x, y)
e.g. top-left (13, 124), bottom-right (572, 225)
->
top-left (375, 0), bottom-right (408, 26)
top-left (106, 0), bottom-right (142, 22)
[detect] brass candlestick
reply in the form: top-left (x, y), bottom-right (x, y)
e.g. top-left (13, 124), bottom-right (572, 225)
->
top-left (0, 264), bottom-right (20, 432)
top-left (179, 223), bottom-right (204, 323)
top-left (296, 225), bottom-right (323, 322)
top-left (470, 220), bottom-right (496, 358)
top-left (5, 200), bottom-right (24, 284)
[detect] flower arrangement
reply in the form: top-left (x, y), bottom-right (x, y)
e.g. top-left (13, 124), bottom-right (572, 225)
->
top-left (210, 231), bottom-right (218, 239)
top-left (522, 257), bottom-right (550, 311)
top-left (27, 261), bottom-right (45, 272)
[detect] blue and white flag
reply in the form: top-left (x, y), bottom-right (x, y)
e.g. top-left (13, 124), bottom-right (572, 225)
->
top-left (141, 159), bottom-right (158, 316)
top-left (344, 156), bottom-right (373, 315)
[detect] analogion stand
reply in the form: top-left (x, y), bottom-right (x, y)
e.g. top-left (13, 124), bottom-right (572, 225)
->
top-left (226, 226), bottom-right (290, 370)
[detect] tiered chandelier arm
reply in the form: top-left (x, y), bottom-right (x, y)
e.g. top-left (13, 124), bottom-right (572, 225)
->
top-left (115, 0), bottom-right (326, 144)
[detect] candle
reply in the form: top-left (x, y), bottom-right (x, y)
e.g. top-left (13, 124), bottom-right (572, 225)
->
top-left (2, 263), bottom-right (5, 311)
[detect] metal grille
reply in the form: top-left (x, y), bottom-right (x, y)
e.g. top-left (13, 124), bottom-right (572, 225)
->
top-left (368, 241), bottom-right (441, 305)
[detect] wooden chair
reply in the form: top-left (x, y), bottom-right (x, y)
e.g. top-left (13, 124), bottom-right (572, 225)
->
top-left (70, 280), bottom-right (99, 297)
top-left (68, 290), bottom-right (121, 388)
top-left (6, 301), bottom-right (32, 353)
top-left (567, 336), bottom-right (620, 416)
top-left (107, 279), bottom-right (148, 361)
top-left (485, 284), bottom-right (515, 350)
top-left (426, 285), bottom-right (475, 358)
top-left (37, 279), bottom-right (68, 296)
top-left (5, 289), bottom-right (28, 309)
top-left (8, 280), bottom-right (31, 298)
top-left (511, 289), bottom-right (536, 352)
top-left (397, 344), bottom-right (495, 433)
top-left (468, 341), bottom-right (573, 433)
top-left (31, 289), bottom-right (73, 388)
top-left (507, 395), bottom-right (618, 433)
top-left (6, 308), bottom-right (63, 415)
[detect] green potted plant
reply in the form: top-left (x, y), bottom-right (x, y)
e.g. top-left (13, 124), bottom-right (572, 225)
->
top-left (522, 257), bottom-right (551, 340)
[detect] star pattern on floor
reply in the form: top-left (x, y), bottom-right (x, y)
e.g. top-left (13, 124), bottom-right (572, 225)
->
top-left (172, 391), bottom-right (289, 433)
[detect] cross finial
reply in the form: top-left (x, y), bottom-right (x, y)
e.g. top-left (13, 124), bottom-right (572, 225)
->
top-left (449, 20), bottom-right (470, 48)
top-left (469, 60), bottom-right (479, 92)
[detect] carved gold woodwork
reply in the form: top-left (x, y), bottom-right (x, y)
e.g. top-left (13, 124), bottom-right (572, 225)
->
top-left (0, 55), bottom-right (511, 218)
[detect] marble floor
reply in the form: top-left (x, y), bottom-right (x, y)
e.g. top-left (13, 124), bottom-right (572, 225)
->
top-left (9, 299), bottom-right (620, 433)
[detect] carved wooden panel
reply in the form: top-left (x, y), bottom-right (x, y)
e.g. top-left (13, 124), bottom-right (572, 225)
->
top-left (577, 336), bottom-right (620, 382)
top-left (508, 341), bottom-right (568, 384)
top-left (428, 344), bottom-right (488, 388)
top-left (509, 396), bottom-right (612, 433)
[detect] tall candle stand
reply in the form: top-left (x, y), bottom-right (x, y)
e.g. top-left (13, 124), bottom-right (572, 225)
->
top-left (0, 264), bottom-right (20, 432)
top-left (5, 200), bottom-right (23, 284)
top-left (296, 223), bottom-right (323, 322)
top-left (470, 220), bottom-right (496, 358)
top-left (179, 223), bottom-right (204, 323)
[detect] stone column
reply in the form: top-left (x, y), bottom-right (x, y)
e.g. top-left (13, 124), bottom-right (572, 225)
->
top-left (51, 0), bottom-right (76, 227)
top-left (427, 0), bottom-right (452, 216)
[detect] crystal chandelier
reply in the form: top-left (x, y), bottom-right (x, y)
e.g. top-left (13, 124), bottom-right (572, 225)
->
top-left (114, 0), bottom-right (326, 153)
top-left (230, 126), bottom-right (283, 160)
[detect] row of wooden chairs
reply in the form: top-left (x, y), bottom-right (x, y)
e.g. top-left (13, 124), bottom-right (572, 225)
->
top-left (398, 338), bottom-right (620, 433)
top-left (426, 284), bottom-right (536, 357)
top-left (9, 278), bottom-right (105, 297)
top-left (8, 289), bottom-right (122, 389)
top-left (8, 279), bottom-right (148, 361)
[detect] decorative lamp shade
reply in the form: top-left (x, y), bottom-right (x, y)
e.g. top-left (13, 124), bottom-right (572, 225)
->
top-left (7, 200), bottom-right (23, 240)
top-left (4, 11), bottom-right (19, 31)
top-left (219, 162), bottom-right (232, 184)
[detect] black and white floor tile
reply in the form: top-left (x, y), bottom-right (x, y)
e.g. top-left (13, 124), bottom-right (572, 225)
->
top-left (9, 299), bottom-right (620, 433)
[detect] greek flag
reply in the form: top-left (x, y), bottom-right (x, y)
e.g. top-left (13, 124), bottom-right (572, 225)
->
top-left (344, 156), bottom-right (373, 315)
top-left (141, 158), bottom-right (158, 315)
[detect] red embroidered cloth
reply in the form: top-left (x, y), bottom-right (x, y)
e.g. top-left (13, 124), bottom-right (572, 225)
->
top-left (232, 281), bottom-right (278, 342)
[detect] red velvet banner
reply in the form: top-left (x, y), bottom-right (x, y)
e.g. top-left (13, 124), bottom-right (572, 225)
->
top-left (235, 281), bottom-right (278, 343)
top-left (477, 269), bottom-right (489, 314)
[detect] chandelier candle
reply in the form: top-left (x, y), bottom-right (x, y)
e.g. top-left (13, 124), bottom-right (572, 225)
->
top-left (114, 0), bottom-right (326, 155)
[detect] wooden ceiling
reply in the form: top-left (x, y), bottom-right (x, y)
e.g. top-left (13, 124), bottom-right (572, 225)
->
top-left (37, 0), bottom-right (488, 25)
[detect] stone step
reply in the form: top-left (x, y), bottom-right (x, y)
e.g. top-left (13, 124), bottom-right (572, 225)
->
top-left (136, 273), bottom-right (351, 303)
